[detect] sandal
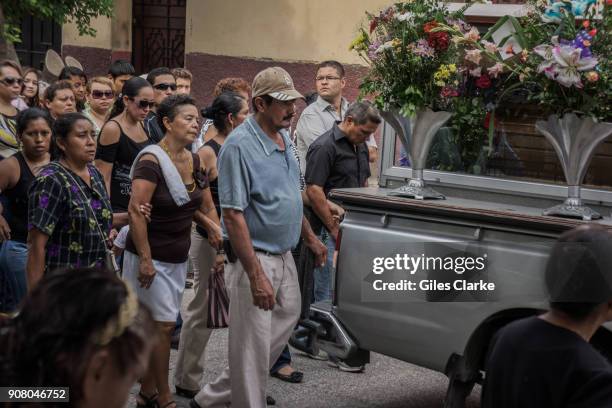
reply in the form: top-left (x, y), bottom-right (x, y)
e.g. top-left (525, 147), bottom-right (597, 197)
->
top-left (271, 370), bottom-right (304, 383)
top-left (136, 391), bottom-right (159, 408)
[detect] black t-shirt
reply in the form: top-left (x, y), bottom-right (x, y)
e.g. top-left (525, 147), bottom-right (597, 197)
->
top-left (95, 120), bottom-right (152, 212)
top-left (482, 316), bottom-right (612, 408)
top-left (304, 123), bottom-right (370, 196)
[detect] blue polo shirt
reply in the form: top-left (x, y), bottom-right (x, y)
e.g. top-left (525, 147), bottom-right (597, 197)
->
top-left (217, 115), bottom-right (303, 253)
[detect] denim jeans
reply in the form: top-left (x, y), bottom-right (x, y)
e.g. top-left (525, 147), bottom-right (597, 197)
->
top-left (270, 344), bottom-right (292, 374)
top-left (0, 240), bottom-right (28, 312)
top-left (313, 232), bottom-right (336, 303)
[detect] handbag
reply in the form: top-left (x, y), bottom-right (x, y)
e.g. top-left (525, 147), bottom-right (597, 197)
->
top-left (207, 271), bottom-right (229, 328)
top-left (52, 163), bottom-right (120, 275)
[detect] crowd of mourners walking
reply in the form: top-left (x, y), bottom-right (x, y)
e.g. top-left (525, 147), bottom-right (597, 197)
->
top-left (0, 57), bottom-right (382, 408)
top-left (3, 55), bottom-right (612, 408)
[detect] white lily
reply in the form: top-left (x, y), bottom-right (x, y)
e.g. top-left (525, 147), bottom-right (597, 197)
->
top-left (552, 45), bottom-right (598, 88)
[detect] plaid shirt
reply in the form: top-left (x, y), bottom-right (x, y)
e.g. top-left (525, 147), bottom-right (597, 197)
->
top-left (28, 162), bottom-right (113, 272)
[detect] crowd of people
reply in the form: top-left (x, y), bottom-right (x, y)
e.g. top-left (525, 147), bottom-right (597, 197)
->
top-left (0, 56), bottom-right (381, 408)
top-left (1, 53), bottom-right (612, 408)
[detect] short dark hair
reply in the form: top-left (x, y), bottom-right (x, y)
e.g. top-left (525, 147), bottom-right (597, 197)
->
top-left (108, 59), bottom-right (135, 78)
top-left (316, 60), bottom-right (345, 78)
top-left (546, 225), bottom-right (612, 320)
top-left (43, 80), bottom-right (74, 102)
top-left (59, 66), bottom-right (86, 82)
top-left (251, 94), bottom-right (274, 113)
top-left (345, 101), bottom-right (381, 125)
top-left (16, 107), bottom-right (52, 138)
top-left (146, 67), bottom-right (174, 86)
top-left (52, 112), bottom-right (92, 158)
top-left (157, 93), bottom-right (197, 132)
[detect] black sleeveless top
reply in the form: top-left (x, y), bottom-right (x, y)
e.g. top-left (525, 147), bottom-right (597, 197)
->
top-left (196, 139), bottom-right (222, 239)
top-left (96, 120), bottom-right (153, 212)
top-left (4, 153), bottom-right (35, 243)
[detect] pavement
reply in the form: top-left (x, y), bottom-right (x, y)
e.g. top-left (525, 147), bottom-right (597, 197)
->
top-left (127, 281), bottom-right (481, 408)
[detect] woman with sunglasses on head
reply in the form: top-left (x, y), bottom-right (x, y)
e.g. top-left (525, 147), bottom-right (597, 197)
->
top-left (21, 68), bottom-right (42, 108)
top-left (84, 76), bottom-right (115, 138)
top-left (0, 60), bottom-right (20, 159)
top-left (96, 77), bottom-right (156, 227)
top-left (0, 108), bottom-right (52, 313)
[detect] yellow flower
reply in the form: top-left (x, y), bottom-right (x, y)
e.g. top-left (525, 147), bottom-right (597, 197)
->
top-left (448, 64), bottom-right (457, 73)
top-left (349, 31), bottom-right (368, 52)
top-left (391, 38), bottom-right (402, 48)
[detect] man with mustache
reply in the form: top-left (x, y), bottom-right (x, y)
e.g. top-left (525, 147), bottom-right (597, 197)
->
top-left (190, 67), bottom-right (326, 408)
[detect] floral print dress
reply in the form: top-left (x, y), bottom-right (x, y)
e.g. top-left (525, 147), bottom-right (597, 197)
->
top-left (28, 162), bottom-right (113, 272)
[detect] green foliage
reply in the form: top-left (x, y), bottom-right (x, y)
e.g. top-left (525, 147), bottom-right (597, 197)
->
top-left (353, 0), bottom-right (467, 116)
top-left (2, 0), bottom-right (114, 44)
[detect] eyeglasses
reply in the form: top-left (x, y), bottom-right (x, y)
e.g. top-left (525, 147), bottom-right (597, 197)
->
top-left (0, 76), bottom-right (24, 86)
top-left (315, 76), bottom-right (341, 82)
top-left (130, 98), bottom-right (156, 109)
top-left (153, 83), bottom-right (177, 91)
top-left (91, 90), bottom-right (115, 99)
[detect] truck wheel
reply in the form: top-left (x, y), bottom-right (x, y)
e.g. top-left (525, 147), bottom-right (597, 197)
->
top-left (443, 376), bottom-right (475, 408)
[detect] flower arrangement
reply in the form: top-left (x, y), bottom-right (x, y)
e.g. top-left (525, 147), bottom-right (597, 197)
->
top-left (351, 0), bottom-right (472, 117)
top-left (521, 0), bottom-right (611, 120)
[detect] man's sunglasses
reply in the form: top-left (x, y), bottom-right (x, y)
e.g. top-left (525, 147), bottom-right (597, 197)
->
top-left (130, 98), bottom-right (156, 109)
top-left (91, 90), bottom-right (115, 99)
top-left (153, 83), bottom-right (177, 91)
top-left (0, 76), bottom-right (23, 86)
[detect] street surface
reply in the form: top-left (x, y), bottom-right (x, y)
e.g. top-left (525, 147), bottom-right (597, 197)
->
top-left (128, 280), bottom-right (481, 408)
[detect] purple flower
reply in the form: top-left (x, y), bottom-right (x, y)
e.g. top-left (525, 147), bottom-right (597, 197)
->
top-left (27, 223), bottom-right (33, 231)
top-left (90, 199), bottom-right (102, 210)
top-left (40, 195), bottom-right (50, 208)
top-left (70, 184), bottom-right (79, 194)
top-left (48, 244), bottom-right (60, 258)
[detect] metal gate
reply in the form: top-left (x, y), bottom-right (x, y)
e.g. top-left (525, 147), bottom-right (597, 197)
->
top-left (132, 0), bottom-right (186, 74)
top-left (15, 16), bottom-right (61, 70)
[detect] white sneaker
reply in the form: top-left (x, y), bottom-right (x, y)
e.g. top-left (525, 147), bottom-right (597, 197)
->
top-left (304, 350), bottom-right (329, 361)
top-left (328, 357), bottom-right (365, 373)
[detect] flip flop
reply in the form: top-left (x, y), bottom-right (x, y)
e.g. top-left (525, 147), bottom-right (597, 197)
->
top-left (271, 370), bottom-right (304, 383)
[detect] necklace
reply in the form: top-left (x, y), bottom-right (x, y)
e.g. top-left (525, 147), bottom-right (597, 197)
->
top-left (160, 140), bottom-right (196, 193)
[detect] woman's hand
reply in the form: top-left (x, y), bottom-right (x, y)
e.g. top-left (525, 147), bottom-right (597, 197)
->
top-left (207, 224), bottom-right (223, 251)
top-left (138, 258), bottom-right (156, 289)
top-left (0, 215), bottom-right (11, 241)
top-left (211, 253), bottom-right (225, 274)
top-left (139, 203), bottom-right (153, 223)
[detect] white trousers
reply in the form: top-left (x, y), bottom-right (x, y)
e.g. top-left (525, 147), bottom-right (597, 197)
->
top-left (174, 229), bottom-right (216, 390)
top-left (194, 251), bottom-right (301, 408)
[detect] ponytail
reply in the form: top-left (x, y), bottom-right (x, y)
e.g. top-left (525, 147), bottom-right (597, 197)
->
top-left (108, 76), bottom-right (151, 120)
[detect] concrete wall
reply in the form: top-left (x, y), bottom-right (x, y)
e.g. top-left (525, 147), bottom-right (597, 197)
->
top-left (185, 0), bottom-right (389, 66)
top-left (61, 0), bottom-right (132, 77)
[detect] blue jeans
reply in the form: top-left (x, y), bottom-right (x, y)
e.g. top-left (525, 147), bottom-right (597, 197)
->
top-left (0, 240), bottom-right (28, 312)
top-left (313, 232), bottom-right (335, 302)
top-left (270, 345), bottom-right (292, 374)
